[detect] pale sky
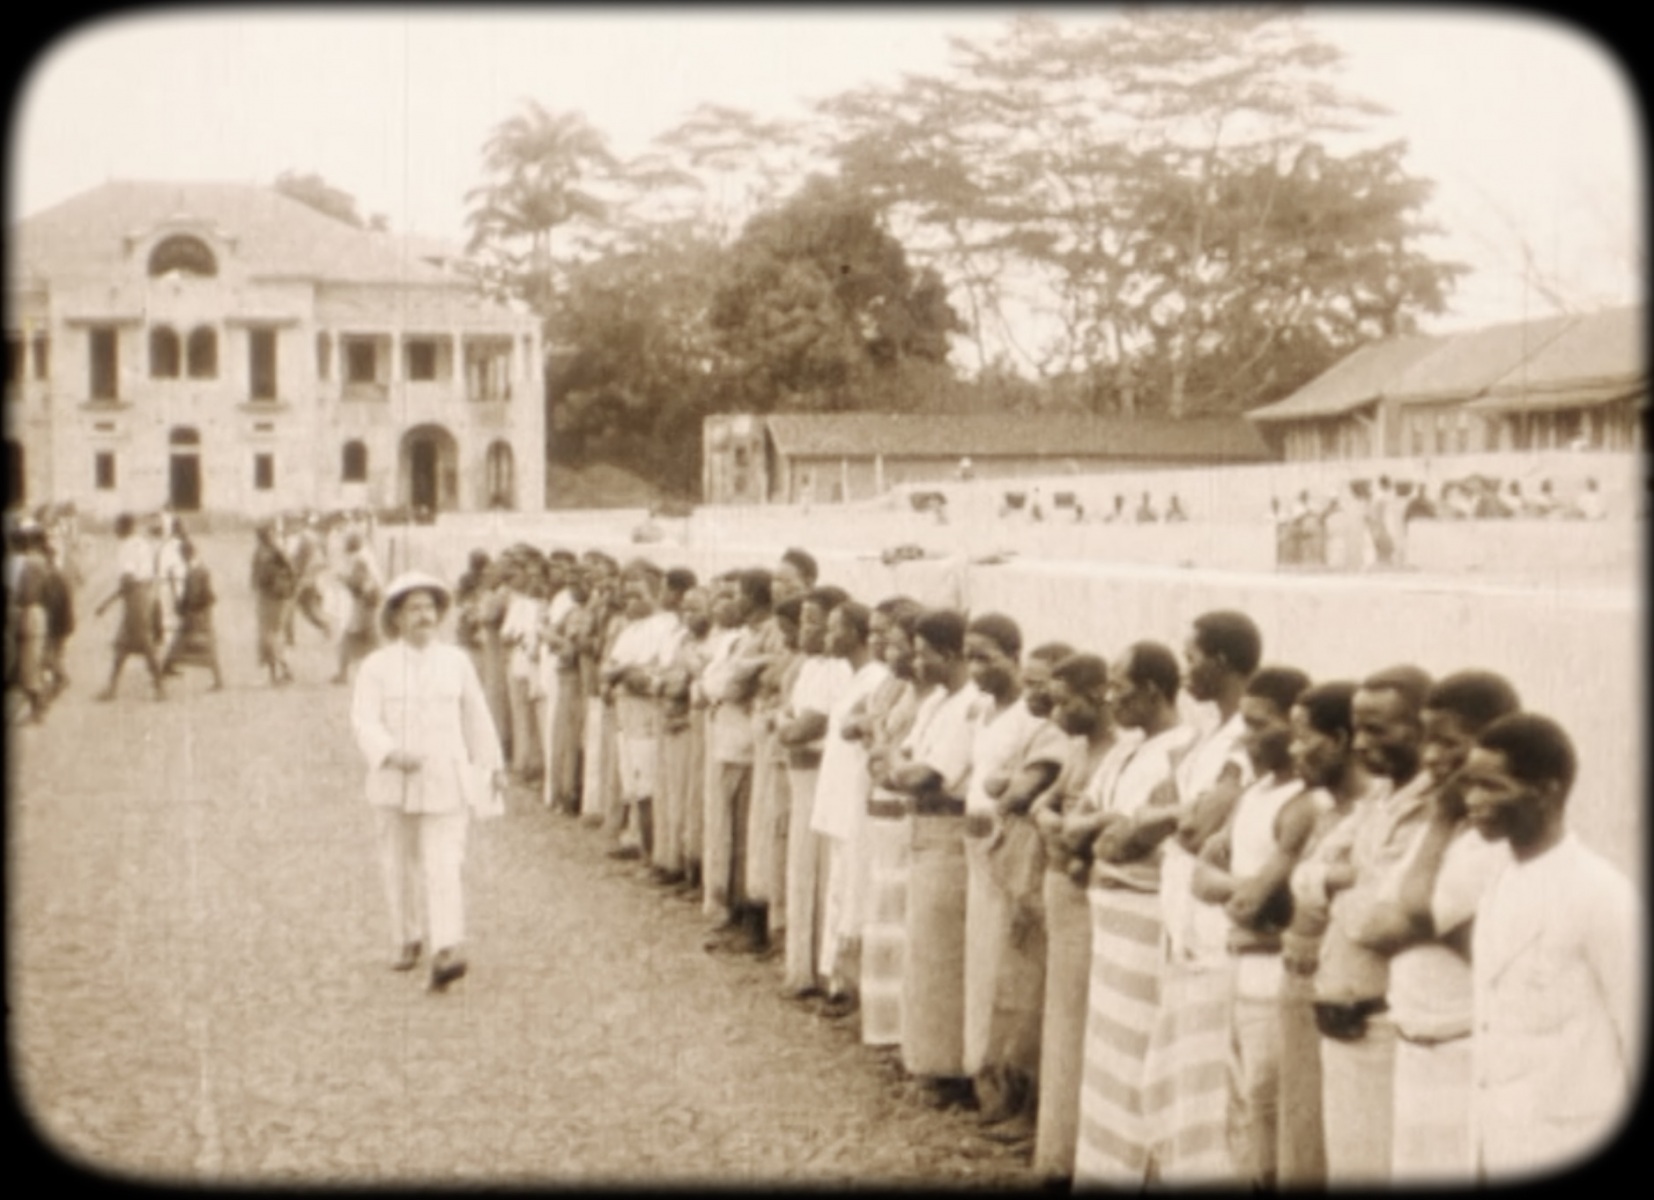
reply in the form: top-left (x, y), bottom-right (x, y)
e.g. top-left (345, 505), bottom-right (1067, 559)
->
top-left (10, 6), bottom-right (1642, 340)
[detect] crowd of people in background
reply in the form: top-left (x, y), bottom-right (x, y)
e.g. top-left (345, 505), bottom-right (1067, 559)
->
top-left (1275, 473), bottom-right (1612, 569)
top-left (6, 504), bottom-right (387, 713)
top-left (449, 539), bottom-right (1636, 1188)
top-left (4, 506), bottom-right (79, 724)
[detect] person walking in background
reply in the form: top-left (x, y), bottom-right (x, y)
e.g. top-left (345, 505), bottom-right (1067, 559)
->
top-left (5, 518), bottom-right (52, 723)
top-left (94, 512), bottom-right (168, 702)
top-left (351, 571), bottom-right (505, 993)
top-left (331, 529), bottom-right (383, 686)
top-left (249, 520), bottom-right (296, 687)
top-left (153, 513), bottom-right (188, 670)
top-left (38, 519), bottom-right (76, 703)
top-left (286, 512), bottom-right (334, 645)
top-left (160, 536), bottom-right (224, 690)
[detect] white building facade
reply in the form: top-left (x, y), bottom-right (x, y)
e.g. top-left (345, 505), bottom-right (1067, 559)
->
top-left (5, 181), bottom-right (544, 520)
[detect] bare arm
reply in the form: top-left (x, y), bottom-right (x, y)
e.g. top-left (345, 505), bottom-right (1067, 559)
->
top-left (1227, 791), bottom-right (1320, 928)
top-left (997, 759), bottom-right (1062, 818)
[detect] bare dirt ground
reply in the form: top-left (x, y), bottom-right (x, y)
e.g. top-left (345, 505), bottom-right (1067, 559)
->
top-left (9, 533), bottom-right (1035, 1187)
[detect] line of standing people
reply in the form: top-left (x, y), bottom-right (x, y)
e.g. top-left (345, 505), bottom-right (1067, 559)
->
top-left (450, 541), bottom-right (1639, 1188)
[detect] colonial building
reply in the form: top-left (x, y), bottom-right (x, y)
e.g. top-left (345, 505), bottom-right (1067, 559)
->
top-left (702, 411), bottom-right (1273, 505)
top-left (5, 181), bottom-right (544, 519)
top-left (1247, 306), bottom-right (1644, 462)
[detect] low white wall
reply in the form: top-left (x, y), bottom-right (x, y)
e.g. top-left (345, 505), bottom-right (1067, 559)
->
top-left (386, 514), bottom-right (1643, 887)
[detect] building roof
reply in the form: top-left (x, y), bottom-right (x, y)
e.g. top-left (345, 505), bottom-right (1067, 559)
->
top-left (759, 412), bottom-right (1272, 462)
top-left (11, 180), bottom-right (461, 288)
top-left (1383, 312), bottom-right (1577, 406)
top-left (1470, 305), bottom-right (1645, 403)
top-left (1245, 334), bottom-right (1444, 423)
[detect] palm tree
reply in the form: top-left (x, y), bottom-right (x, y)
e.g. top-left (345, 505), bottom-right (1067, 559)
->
top-left (465, 101), bottom-right (618, 311)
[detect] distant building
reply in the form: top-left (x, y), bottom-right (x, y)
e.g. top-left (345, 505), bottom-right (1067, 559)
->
top-left (701, 411), bottom-right (1273, 505)
top-left (1247, 306), bottom-right (1645, 462)
top-left (4, 181), bottom-right (544, 518)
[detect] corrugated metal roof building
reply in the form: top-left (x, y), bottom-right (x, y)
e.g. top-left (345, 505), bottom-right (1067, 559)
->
top-left (1247, 307), bottom-right (1645, 461)
top-left (702, 411), bottom-right (1273, 504)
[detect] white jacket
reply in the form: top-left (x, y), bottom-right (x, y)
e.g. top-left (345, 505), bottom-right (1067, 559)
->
top-left (1469, 832), bottom-right (1639, 1181)
top-left (352, 639), bottom-right (504, 814)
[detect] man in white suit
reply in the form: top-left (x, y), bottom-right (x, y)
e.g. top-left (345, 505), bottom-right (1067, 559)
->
top-left (352, 571), bottom-right (505, 992)
top-left (1462, 713), bottom-right (1638, 1182)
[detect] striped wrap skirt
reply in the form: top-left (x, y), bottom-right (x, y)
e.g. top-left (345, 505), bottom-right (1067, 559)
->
top-left (1073, 885), bottom-right (1163, 1186)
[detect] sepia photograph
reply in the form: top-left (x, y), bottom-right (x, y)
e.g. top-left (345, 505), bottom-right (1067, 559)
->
top-left (5, 5), bottom-right (1643, 1189)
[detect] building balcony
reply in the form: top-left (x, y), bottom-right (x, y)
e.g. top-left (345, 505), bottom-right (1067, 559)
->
top-left (341, 381), bottom-right (390, 403)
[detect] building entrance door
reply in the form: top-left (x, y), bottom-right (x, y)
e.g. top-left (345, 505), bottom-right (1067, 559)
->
top-left (5, 439), bottom-right (21, 508)
top-left (410, 439), bottom-right (438, 513)
top-left (169, 454), bottom-right (202, 511)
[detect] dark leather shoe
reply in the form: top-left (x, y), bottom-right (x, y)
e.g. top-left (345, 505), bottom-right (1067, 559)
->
top-left (391, 941), bottom-right (422, 971)
top-left (428, 948), bottom-right (467, 992)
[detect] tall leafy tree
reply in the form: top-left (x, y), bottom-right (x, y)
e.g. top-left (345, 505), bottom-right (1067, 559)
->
top-left (464, 101), bottom-right (619, 310)
top-left (811, 7), bottom-right (1464, 415)
top-left (547, 221), bottom-right (731, 494)
top-left (708, 175), bottom-right (963, 412)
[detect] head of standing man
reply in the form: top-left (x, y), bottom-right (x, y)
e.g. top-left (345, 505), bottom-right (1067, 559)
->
top-left (1352, 665), bottom-right (1432, 787)
top-left (381, 572), bottom-right (450, 646)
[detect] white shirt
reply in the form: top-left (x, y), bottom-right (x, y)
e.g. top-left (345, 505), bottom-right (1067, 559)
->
top-left (811, 658), bottom-right (891, 840)
top-left (964, 696), bottom-right (1067, 816)
top-left (607, 610), bottom-right (681, 737)
top-left (702, 625), bottom-right (757, 764)
top-left (117, 534), bottom-right (156, 582)
top-left (351, 639), bottom-right (504, 815)
top-left (1470, 832), bottom-right (1639, 1180)
top-left (901, 681), bottom-right (982, 800)
top-left (786, 655), bottom-right (855, 755)
top-left (1381, 823), bottom-right (1512, 1041)
top-left (501, 591), bottom-right (544, 680)
top-left (1090, 722), bottom-right (1196, 891)
top-left (1165, 710), bottom-right (1253, 963)
top-left (1227, 775), bottom-right (1309, 997)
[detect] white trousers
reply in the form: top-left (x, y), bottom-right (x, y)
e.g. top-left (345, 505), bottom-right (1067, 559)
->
top-left (374, 808), bottom-right (468, 954)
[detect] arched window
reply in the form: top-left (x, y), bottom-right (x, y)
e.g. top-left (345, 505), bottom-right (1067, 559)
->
top-left (341, 440), bottom-right (368, 483)
top-left (186, 327), bottom-right (217, 379)
top-left (148, 235), bottom-right (218, 278)
top-left (485, 440), bottom-right (515, 509)
top-left (149, 326), bottom-right (181, 378)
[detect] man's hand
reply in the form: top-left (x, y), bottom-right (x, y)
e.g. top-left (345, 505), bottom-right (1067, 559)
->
top-left (1430, 773), bottom-right (1469, 824)
top-left (384, 750), bottom-right (423, 773)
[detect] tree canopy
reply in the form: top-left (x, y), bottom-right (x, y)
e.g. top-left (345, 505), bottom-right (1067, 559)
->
top-left (273, 170), bottom-right (387, 231)
top-left (462, 9), bottom-right (1468, 497)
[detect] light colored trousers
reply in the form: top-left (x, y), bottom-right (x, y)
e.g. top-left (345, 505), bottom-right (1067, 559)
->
top-left (783, 766), bottom-right (828, 991)
top-left (901, 813), bottom-right (968, 1079)
top-left (374, 808), bottom-right (468, 954)
top-left (1392, 1034), bottom-right (1473, 1182)
top-left (655, 727), bottom-right (693, 873)
top-left (1034, 868), bottom-right (1091, 1179)
top-left (1229, 990), bottom-right (1283, 1188)
top-left (704, 762), bottom-right (752, 920)
top-left (580, 697), bottom-right (610, 819)
top-left (961, 831), bottom-right (1004, 1076)
top-left (1320, 1012), bottom-right (1398, 1186)
top-left (506, 672), bottom-right (537, 774)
